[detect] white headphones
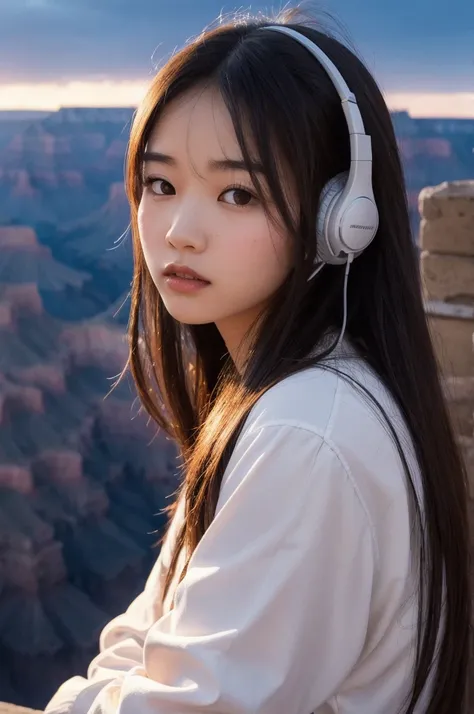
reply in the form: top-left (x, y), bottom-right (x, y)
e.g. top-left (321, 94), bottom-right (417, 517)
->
top-left (265, 25), bottom-right (379, 267)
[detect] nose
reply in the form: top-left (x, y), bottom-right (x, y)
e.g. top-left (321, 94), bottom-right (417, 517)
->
top-left (165, 201), bottom-right (207, 253)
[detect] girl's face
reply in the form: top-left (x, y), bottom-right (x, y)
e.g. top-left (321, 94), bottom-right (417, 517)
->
top-left (137, 85), bottom-right (294, 362)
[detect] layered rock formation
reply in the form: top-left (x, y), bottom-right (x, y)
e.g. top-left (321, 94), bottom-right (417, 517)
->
top-left (42, 183), bottom-right (133, 321)
top-left (57, 181), bottom-right (132, 277)
top-left (0, 226), bottom-right (89, 291)
top-left (0, 108), bottom-right (135, 226)
top-left (0, 227), bottom-right (177, 710)
top-left (0, 225), bottom-right (105, 322)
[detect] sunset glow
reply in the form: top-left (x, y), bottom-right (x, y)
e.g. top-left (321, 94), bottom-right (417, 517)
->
top-left (0, 80), bottom-right (473, 119)
top-left (0, 80), bottom-right (150, 112)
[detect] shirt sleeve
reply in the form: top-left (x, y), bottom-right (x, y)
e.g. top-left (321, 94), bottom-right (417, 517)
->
top-left (44, 498), bottom-right (185, 714)
top-left (68, 423), bottom-right (376, 714)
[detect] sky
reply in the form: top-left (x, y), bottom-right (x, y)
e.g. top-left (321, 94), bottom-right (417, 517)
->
top-left (0, 0), bottom-right (473, 117)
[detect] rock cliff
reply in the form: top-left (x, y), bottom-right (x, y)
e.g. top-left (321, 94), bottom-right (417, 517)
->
top-left (0, 226), bottom-right (177, 710)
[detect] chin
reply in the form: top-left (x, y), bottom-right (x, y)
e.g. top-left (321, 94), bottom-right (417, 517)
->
top-left (161, 301), bottom-right (218, 326)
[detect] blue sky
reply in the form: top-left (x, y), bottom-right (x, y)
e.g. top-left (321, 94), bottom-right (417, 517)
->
top-left (1, 0), bottom-right (473, 90)
top-left (0, 0), bottom-right (473, 113)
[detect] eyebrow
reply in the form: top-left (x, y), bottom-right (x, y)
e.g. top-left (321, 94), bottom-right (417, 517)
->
top-left (141, 150), bottom-right (264, 174)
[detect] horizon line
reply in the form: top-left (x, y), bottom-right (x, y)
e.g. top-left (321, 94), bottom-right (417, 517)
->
top-left (1, 106), bottom-right (474, 122)
top-left (0, 80), bottom-right (473, 119)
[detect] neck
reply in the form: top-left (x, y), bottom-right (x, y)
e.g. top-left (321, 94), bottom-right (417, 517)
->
top-left (215, 311), bottom-right (261, 375)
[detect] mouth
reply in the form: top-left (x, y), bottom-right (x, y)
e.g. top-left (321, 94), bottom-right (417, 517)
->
top-left (162, 263), bottom-right (211, 294)
top-left (163, 264), bottom-right (210, 283)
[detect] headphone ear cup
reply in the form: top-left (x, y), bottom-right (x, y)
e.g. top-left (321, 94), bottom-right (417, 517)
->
top-left (316, 171), bottom-right (349, 265)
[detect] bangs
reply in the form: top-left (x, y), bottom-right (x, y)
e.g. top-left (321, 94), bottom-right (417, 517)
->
top-left (215, 65), bottom-right (300, 238)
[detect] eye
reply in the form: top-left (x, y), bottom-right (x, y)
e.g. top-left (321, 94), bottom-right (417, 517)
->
top-left (143, 176), bottom-right (175, 196)
top-left (219, 186), bottom-right (256, 207)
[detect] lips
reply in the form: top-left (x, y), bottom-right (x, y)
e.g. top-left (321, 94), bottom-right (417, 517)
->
top-left (163, 263), bottom-right (210, 282)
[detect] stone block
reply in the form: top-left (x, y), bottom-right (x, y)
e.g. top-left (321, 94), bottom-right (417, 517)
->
top-left (428, 313), bottom-right (474, 377)
top-left (421, 252), bottom-right (474, 303)
top-left (420, 216), bottom-right (474, 257)
top-left (418, 180), bottom-right (474, 256)
top-left (419, 180), bottom-right (474, 219)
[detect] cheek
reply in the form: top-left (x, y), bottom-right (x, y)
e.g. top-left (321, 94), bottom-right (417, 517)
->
top-left (216, 220), bottom-right (292, 311)
top-left (137, 202), bottom-right (162, 262)
top-left (236, 221), bottom-right (292, 283)
top-left (136, 216), bottom-right (164, 290)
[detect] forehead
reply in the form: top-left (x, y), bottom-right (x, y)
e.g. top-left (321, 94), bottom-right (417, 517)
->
top-left (146, 86), bottom-right (241, 160)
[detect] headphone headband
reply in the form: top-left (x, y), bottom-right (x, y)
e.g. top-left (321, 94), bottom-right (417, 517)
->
top-left (266, 26), bottom-right (365, 134)
top-left (264, 25), bottom-right (379, 266)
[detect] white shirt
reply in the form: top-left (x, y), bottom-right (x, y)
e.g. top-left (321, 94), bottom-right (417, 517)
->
top-left (45, 347), bottom-right (428, 714)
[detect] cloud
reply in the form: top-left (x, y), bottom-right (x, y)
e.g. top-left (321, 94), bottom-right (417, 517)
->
top-left (0, 0), bottom-right (472, 93)
top-left (0, 0), bottom-right (221, 82)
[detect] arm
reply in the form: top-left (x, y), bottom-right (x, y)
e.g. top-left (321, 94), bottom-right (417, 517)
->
top-left (77, 423), bottom-right (376, 714)
top-left (44, 498), bottom-right (184, 714)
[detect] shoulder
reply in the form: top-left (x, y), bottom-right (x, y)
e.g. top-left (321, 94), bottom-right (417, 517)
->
top-left (244, 350), bottom-right (397, 445)
top-left (240, 349), bottom-right (419, 522)
top-left (243, 360), bottom-right (341, 440)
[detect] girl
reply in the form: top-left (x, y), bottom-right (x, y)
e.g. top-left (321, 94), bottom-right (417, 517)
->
top-left (45, 6), bottom-right (470, 714)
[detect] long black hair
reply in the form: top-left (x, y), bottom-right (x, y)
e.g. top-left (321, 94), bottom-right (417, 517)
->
top-left (124, 6), bottom-right (470, 712)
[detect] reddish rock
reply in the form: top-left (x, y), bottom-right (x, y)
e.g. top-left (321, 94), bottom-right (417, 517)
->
top-left (2, 284), bottom-right (43, 315)
top-left (36, 540), bottom-right (67, 587)
top-left (11, 364), bottom-right (65, 394)
top-left (4, 385), bottom-right (44, 414)
top-left (0, 465), bottom-right (34, 495)
top-left (58, 170), bottom-right (83, 188)
top-left (1, 537), bottom-right (66, 593)
top-left (61, 324), bottom-right (128, 371)
top-left (34, 450), bottom-right (83, 486)
top-left (11, 170), bottom-right (39, 198)
top-left (0, 227), bottom-right (38, 248)
top-left (0, 301), bottom-right (13, 327)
